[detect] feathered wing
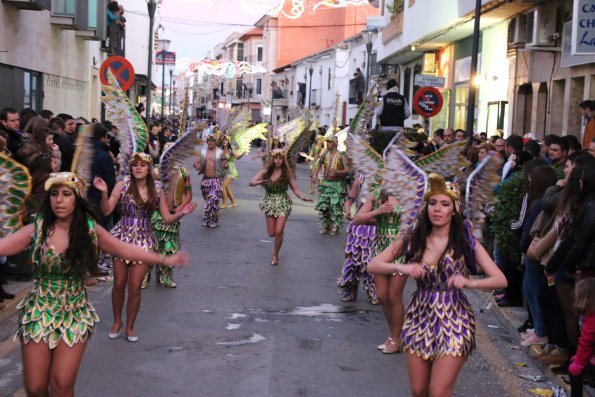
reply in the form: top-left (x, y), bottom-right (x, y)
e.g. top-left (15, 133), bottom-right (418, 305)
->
top-left (0, 153), bottom-right (32, 237)
top-left (465, 151), bottom-right (503, 231)
top-left (233, 123), bottom-right (268, 156)
top-left (414, 140), bottom-right (469, 180)
top-left (102, 73), bottom-right (143, 180)
top-left (346, 132), bottom-right (384, 196)
top-left (383, 143), bottom-right (428, 235)
top-left (71, 124), bottom-right (95, 193)
top-left (286, 122), bottom-right (314, 169)
top-left (275, 117), bottom-right (306, 146)
top-left (348, 83), bottom-right (380, 138)
top-left (159, 130), bottom-right (203, 192)
top-left (334, 126), bottom-right (349, 152)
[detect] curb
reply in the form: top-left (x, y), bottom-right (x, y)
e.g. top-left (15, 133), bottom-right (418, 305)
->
top-left (476, 290), bottom-right (594, 397)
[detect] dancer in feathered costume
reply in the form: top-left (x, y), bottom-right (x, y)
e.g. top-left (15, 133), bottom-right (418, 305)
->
top-left (313, 135), bottom-right (349, 235)
top-left (337, 90), bottom-right (382, 304)
top-left (337, 173), bottom-right (377, 303)
top-left (249, 125), bottom-right (314, 266)
top-left (219, 123), bottom-right (267, 208)
top-left (94, 152), bottom-right (196, 341)
top-left (144, 130), bottom-right (201, 288)
top-left (194, 134), bottom-right (226, 228)
top-left (98, 75), bottom-right (197, 341)
top-left (367, 136), bottom-right (506, 396)
top-left (0, 127), bottom-right (189, 395)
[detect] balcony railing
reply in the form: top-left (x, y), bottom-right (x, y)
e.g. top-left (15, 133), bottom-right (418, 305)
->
top-left (349, 77), bottom-right (364, 105)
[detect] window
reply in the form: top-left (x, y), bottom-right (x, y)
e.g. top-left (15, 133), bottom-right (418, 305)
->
top-left (53, 0), bottom-right (75, 15)
top-left (256, 78), bottom-right (262, 95)
top-left (23, 71), bottom-right (41, 111)
top-left (454, 84), bottom-right (469, 130)
top-left (237, 43), bottom-right (244, 62)
top-left (257, 46), bottom-right (263, 62)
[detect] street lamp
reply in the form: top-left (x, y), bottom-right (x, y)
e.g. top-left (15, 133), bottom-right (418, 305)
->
top-left (465, 0), bottom-right (482, 142)
top-left (362, 29), bottom-right (378, 92)
top-left (145, 0), bottom-right (157, 124)
top-left (157, 38), bottom-right (171, 120)
top-left (169, 68), bottom-right (173, 117)
top-left (172, 79), bottom-right (176, 117)
top-left (308, 66), bottom-right (314, 108)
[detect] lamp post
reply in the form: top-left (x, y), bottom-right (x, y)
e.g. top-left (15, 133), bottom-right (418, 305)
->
top-left (145, 0), bottom-right (157, 124)
top-left (362, 29), bottom-right (378, 92)
top-left (169, 68), bottom-right (173, 117)
top-left (308, 66), bottom-right (314, 108)
top-left (172, 79), bottom-right (176, 117)
top-left (465, 0), bottom-right (482, 142)
top-left (157, 39), bottom-right (171, 120)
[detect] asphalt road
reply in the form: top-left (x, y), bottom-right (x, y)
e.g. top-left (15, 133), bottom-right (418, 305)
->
top-left (0, 155), bottom-right (558, 396)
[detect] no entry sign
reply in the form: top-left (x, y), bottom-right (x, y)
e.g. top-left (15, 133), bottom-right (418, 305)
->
top-left (413, 86), bottom-right (443, 118)
top-left (100, 56), bottom-right (135, 91)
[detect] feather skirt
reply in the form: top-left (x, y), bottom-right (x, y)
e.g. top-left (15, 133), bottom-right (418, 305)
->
top-left (338, 222), bottom-right (377, 300)
top-left (315, 179), bottom-right (347, 229)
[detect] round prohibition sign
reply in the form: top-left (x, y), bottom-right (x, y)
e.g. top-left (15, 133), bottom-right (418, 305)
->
top-left (100, 56), bottom-right (135, 91)
top-left (413, 86), bottom-right (443, 118)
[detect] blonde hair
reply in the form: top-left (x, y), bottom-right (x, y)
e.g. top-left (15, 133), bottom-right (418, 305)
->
top-left (574, 278), bottom-right (595, 315)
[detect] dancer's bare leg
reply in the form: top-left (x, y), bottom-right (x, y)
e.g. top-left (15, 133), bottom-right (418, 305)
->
top-left (111, 258), bottom-right (129, 334)
top-left (124, 262), bottom-right (149, 337)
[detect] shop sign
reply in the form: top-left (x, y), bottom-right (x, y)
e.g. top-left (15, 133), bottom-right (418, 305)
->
top-left (572, 0), bottom-right (595, 55)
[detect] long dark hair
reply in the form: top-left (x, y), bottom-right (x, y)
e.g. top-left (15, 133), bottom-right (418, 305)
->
top-left (406, 204), bottom-right (471, 268)
top-left (555, 156), bottom-right (595, 231)
top-left (39, 191), bottom-right (99, 280)
top-left (127, 165), bottom-right (158, 211)
top-left (527, 165), bottom-right (557, 208)
top-left (263, 155), bottom-right (292, 183)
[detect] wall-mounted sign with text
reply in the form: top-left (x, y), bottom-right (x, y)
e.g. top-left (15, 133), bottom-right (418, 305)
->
top-left (155, 51), bottom-right (177, 66)
top-left (572, 0), bottom-right (595, 55)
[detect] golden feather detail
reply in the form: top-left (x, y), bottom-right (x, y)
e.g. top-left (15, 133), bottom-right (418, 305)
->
top-left (0, 153), bottom-right (32, 237)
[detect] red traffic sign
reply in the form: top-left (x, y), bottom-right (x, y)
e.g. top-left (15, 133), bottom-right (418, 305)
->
top-left (413, 86), bottom-right (443, 118)
top-left (100, 56), bottom-right (135, 92)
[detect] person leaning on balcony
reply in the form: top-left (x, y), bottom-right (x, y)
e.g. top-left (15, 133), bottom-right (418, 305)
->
top-left (375, 79), bottom-right (410, 133)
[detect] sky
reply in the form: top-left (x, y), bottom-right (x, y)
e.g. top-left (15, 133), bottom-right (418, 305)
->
top-left (158, 0), bottom-right (262, 73)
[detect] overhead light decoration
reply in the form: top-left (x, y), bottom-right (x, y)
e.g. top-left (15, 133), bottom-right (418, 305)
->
top-left (239, 0), bottom-right (368, 19)
top-left (197, 59), bottom-right (267, 79)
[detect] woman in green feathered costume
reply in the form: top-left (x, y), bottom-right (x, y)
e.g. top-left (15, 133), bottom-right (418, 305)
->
top-left (250, 149), bottom-right (313, 266)
top-left (145, 166), bottom-right (193, 288)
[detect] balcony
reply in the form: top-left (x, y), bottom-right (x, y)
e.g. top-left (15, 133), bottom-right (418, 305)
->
top-left (50, 0), bottom-right (106, 41)
top-left (3, 0), bottom-right (51, 10)
top-left (272, 89), bottom-right (289, 107)
top-left (349, 78), bottom-right (364, 105)
top-left (382, 11), bottom-right (403, 44)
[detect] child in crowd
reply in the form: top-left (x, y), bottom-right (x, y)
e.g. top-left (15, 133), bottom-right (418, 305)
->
top-left (568, 278), bottom-right (595, 397)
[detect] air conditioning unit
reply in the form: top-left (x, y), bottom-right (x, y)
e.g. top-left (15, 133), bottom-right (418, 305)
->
top-left (526, 4), bottom-right (557, 48)
top-left (508, 14), bottom-right (527, 48)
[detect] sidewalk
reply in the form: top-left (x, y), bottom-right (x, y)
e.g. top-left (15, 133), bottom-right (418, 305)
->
top-left (476, 289), bottom-right (595, 397)
top-left (0, 278), bottom-right (31, 323)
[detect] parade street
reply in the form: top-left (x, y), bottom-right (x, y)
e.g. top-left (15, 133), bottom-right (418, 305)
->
top-left (0, 157), bottom-right (560, 396)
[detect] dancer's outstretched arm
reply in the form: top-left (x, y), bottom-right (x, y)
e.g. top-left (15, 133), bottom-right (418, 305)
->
top-left (96, 225), bottom-right (188, 267)
top-left (0, 224), bottom-right (34, 257)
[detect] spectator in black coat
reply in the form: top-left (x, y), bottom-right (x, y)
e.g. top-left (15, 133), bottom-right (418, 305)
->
top-left (87, 123), bottom-right (116, 229)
